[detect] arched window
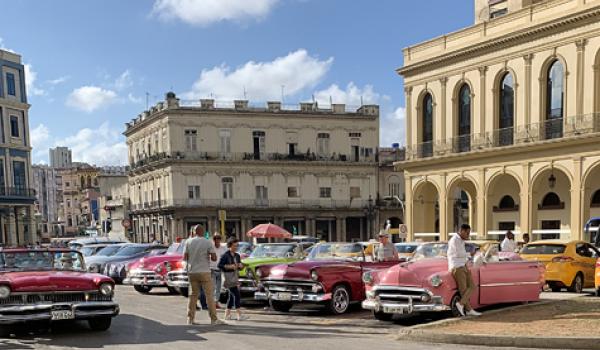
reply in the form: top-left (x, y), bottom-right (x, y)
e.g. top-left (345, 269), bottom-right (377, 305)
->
top-left (499, 195), bottom-right (516, 209)
top-left (457, 84), bottom-right (471, 152)
top-left (498, 72), bottom-right (514, 146)
top-left (421, 93), bottom-right (434, 158)
top-left (540, 192), bottom-right (564, 210)
top-left (80, 176), bottom-right (85, 188)
top-left (546, 60), bottom-right (564, 139)
top-left (222, 177), bottom-right (234, 199)
top-left (592, 190), bottom-right (600, 207)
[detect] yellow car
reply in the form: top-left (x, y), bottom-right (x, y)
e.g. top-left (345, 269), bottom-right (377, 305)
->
top-left (521, 240), bottom-right (599, 293)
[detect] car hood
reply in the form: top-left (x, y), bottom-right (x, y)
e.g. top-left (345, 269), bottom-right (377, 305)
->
top-left (0, 271), bottom-right (111, 292)
top-left (101, 254), bottom-right (147, 265)
top-left (130, 254), bottom-right (183, 270)
top-left (264, 259), bottom-right (354, 280)
top-left (241, 257), bottom-right (299, 277)
top-left (84, 255), bottom-right (114, 266)
top-left (377, 258), bottom-right (447, 287)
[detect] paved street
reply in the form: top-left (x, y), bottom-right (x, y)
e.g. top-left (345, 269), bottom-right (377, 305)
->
top-left (0, 285), bottom-right (580, 350)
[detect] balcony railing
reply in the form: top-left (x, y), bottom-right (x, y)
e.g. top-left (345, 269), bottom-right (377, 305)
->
top-left (404, 114), bottom-right (600, 161)
top-left (129, 198), bottom-right (373, 211)
top-left (129, 150), bottom-right (377, 170)
top-left (0, 187), bottom-right (36, 198)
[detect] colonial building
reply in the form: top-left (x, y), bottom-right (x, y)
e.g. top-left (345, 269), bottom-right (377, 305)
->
top-left (0, 49), bottom-right (35, 245)
top-left (125, 93), bottom-right (404, 243)
top-left (398, 0), bottom-right (600, 242)
top-left (97, 174), bottom-right (129, 241)
top-left (32, 165), bottom-right (60, 238)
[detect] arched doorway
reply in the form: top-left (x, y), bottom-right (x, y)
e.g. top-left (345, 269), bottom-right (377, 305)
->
top-left (413, 181), bottom-right (439, 241)
top-left (447, 177), bottom-right (478, 236)
top-left (486, 173), bottom-right (521, 240)
top-left (532, 167), bottom-right (571, 240)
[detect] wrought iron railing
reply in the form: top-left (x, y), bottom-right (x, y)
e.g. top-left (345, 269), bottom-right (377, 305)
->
top-left (0, 187), bottom-right (36, 198)
top-left (130, 198), bottom-right (372, 210)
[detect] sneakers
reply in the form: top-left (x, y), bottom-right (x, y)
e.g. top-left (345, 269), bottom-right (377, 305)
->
top-left (211, 319), bottom-right (227, 326)
top-left (455, 302), bottom-right (465, 317)
top-left (466, 309), bottom-right (482, 317)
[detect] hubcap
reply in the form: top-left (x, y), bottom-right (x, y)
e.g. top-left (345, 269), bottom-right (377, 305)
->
top-left (333, 289), bottom-right (349, 313)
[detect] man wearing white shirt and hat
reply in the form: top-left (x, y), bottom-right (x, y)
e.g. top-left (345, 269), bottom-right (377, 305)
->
top-left (447, 224), bottom-right (481, 317)
top-left (501, 230), bottom-right (517, 252)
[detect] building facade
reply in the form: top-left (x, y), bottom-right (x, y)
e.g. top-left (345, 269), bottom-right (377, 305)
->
top-left (398, 0), bottom-right (600, 242)
top-left (32, 165), bottom-right (60, 239)
top-left (97, 174), bottom-right (129, 241)
top-left (57, 165), bottom-right (100, 236)
top-left (0, 49), bottom-right (35, 245)
top-left (49, 146), bottom-right (72, 168)
top-left (125, 93), bottom-right (403, 243)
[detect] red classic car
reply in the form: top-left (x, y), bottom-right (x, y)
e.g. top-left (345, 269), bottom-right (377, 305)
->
top-left (124, 242), bottom-right (184, 294)
top-left (361, 248), bottom-right (545, 320)
top-left (0, 248), bottom-right (119, 336)
top-left (254, 242), bottom-right (398, 314)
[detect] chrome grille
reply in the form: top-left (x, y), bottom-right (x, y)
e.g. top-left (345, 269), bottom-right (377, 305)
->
top-left (374, 287), bottom-right (431, 303)
top-left (0, 292), bottom-right (112, 305)
top-left (263, 280), bottom-right (318, 293)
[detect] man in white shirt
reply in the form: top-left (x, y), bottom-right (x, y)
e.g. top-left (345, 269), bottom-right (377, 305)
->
top-left (501, 231), bottom-right (517, 252)
top-left (447, 224), bottom-right (481, 317)
top-left (183, 225), bottom-right (225, 326)
top-left (210, 233), bottom-right (228, 308)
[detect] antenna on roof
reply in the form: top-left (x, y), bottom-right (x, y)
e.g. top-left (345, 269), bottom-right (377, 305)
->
top-left (145, 92), bottom-right (149, 110)
top-left (243, 86), bottom-right (247, 100)
top-left (281, 85), bottom-right (285, 103)
top-left (361, 95), bottom-right (364, 106)
top-left (329, 95), bottom-right (333, 106)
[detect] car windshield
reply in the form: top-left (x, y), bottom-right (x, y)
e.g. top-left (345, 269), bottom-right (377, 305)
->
top-left (0, 251), bottom-right (85, 272)
top-left (115, 246), bottom-right (147, 256)
top-left (521, 244), bottom-right (566, 255)
top-left (250, 244), bottom-right (296, 258)
top-left (396, 244), bottom-right (418, 254)
top-left (166, 243), bottom-right (183, 254)
top-left (80, 246), bottom-right (101, 257)
top-left (307, 243), bottom-right (364, 261)
top-left (238, 243), bottom-right (253, 255)
top-left (95, 245), bottom-right (125, 257)
top-left (412, 242), bottom-right (480, 260)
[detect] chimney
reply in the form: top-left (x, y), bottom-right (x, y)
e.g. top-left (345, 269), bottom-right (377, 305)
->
top-left (165, 91), bottom-right (179, 108)
top-left (200, 99), bottom-right (215, 109)
top-left (234, 100), bottom-right (249, 110)
top-left (267, 101), bottom-right (281, 112)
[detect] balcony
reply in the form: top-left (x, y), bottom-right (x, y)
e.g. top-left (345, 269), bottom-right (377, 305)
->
top-left (0, 187), bottom-right (36, 204)
top-left (129, 198), bottom-right (373, 211)
top-left (403, 115), bottom-right (600, 161)
top-left (129, 150), bottom-right (378, 171)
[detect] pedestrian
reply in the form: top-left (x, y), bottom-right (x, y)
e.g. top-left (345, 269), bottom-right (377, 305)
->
top-left (448, 224), bottom-right (481, 317)
top-left (183, 225), bottom-right (225, 326)
top-left (501, 230), bottom-right (517, 252)
top-left (375, 232), bottom-right (399, 262)
top-left (522, 233), bottom-right (530, 245)
top-left (211, 233), bottom-right (228, 308)
top-left (218, 237), bottom-right (248, 321)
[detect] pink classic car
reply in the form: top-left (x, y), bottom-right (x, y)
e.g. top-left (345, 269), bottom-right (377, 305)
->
top-left (361, 248), bottom-right (545, 320)
top-left (0, 248), bottom-right (119, 336)
top-left (123, 242), bottom-right (184, 294)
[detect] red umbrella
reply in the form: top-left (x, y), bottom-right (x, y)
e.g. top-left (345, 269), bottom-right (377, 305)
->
top-left (247, 223), bottom-right (292, 239)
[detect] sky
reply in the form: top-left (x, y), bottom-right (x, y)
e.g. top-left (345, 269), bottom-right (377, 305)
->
top-left (0, 0), bottom-right (472, 166)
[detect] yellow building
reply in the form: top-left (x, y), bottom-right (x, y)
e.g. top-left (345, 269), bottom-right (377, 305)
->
top-left (397, 0), bottom-right (600, 242)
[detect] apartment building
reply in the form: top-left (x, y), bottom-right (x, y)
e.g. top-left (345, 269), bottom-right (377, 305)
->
top-left (398, 0), bottom-right (600, 241)
top-left (32, 165), bottom-right (60, 238)
top-left (49, 146), bottom-right (72, 168)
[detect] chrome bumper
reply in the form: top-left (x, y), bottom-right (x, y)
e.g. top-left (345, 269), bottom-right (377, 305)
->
top-left (123, 271), bottom-right (166, 286)
top-left (255, 291), bottom-right (331, 303)
top-left (166, 271), bottom-right (189, 288)
top-left (239, 278), bottom-right (258, 294)
top-left (361, 298), bottom-right (449, 315)
top-left (0, 301), bottom-right (120, 325)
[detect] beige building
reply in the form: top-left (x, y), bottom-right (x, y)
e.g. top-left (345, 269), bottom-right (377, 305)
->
top-left (125, 93), bottom-right (404, 243)
top-left (398, 0), bottom-right (600, 242)
top-left (58, 165), bottom-right (100, 235)
top-left (0, 49), bottom-right (35, 245)
top-left (97, 174), bottom-right (129, 241)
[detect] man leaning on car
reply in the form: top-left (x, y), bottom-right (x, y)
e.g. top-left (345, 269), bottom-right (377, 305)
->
top-left (447, 224), bottom-right (481, 317)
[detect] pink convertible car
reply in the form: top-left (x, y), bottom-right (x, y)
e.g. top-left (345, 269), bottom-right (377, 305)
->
top-left (362, 245), bottom-right (545, 320)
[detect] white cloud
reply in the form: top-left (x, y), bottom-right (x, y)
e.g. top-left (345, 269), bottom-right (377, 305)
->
top-left (380, 107), bottom-right (406, 147)
top-left (152, 0), bottom-right (279, 26)
top-left (128, 93), bottom-right (143, 105)
top-left (24, 64), bottom-right (46, 96)
top-left (30, 122), bottom-right (127, 166)
top-left (47, 76), bottom-right (70, 85)
top-left (0, 37), bottom-right (15, 53)
top-left (184, 49), bottom-right (333, 101)
top-left (66, 86), bottom-right (117, 113)
top-left (114, 70), bottom-right (133, 90)
top-left (313, 82), bottom-right (381, 106)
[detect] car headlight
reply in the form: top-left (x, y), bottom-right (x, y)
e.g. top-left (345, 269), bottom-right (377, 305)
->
top-left (155, 264), bottom-right (164, 273)
top-left (246, 267), bottom-right (255, 278)
top-left (362, 271), bottom-right (373, 285)
top-left (366, 290), bottom-right (375, 299)
top-left (99, 283), bottom-right (114, 296)
top-left (165, 262), bottom-right (172, 272)
top-left (430, 274), bottom-right (443, 288)
top-left (310, 270), bottom-right (319, 281)
top-left (255, 268), bottom-right (263, 278)
top-left (0, 285), bottom-right (10, 299)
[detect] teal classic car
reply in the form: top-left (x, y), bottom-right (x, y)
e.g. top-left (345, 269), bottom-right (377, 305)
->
top-left (239, 242), bottom-right (313, 297)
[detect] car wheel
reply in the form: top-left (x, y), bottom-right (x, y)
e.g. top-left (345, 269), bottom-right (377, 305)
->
top-left (596, 288), bottom-right (600, 297)
top-left (450, 294), bottom-right (463, 318)
top-left (167, 287), bottom-right (178, 295)
top-left (270, 300), bottom-right (293, 312)
top-left (568, 273), bottom-right (584, 294)
top-left (327, 285), bottom-right (351, 315)
top-left (88, 317), bottom-right (112, 331)
top-left (548, 282), bottom-right (562, 293)
top-left (373, 310), bottom-right (393, 322)
top-left (133, 285), bottom-right (153, 294)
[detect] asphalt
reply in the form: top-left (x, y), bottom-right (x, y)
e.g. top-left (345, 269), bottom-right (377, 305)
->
top-left (0, 285), bottom-right (574, 350)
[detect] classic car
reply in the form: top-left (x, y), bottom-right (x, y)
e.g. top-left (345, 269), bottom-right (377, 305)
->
top-left (80, 243), bottom-right (114, 257)
top-left (254, 242), bottom-right (399, 314)
top-left (239, 242), bottom-right (312, 297)
top-left (395, 243), bottom-right (421, 261)
top-left (102, 244), bottom-right (168, 283)
top-left (362, 248), bottom-right (544, 320)
top-left (68, 237), bottom-right (124, 251)
top-left (238, 242), bottom-right (254, 259)
top-left (124, 242), bottom-right (185, 294)
top-left (0, 248), bottom-right (119, 336)
top-left (521, 239), bottom-right (599, 293)
top-left (85, 243), bottom-right (131, 273)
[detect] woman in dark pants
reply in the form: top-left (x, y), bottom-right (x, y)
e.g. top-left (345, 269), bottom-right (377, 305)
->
top-left (218, 238), bottom-right (248, 321)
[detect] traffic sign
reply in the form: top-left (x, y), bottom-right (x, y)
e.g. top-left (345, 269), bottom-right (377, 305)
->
top-left (399, 224), bottom-right (408, 238)
top-left (122, 219), bottom-right (131, 229)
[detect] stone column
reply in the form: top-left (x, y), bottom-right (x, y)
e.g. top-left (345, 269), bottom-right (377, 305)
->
top-left (571, 158), bottom-right (583, 240)
top-left (523, 54), bottom-right (533, 126)
top-left (439, 174), bottom-right (448, 241)
top-left (476, 170), bottom-right (486, 238)
top-left (520, 164), bottom-right (532, 236)
top-left (335, 217), bottom-right (343, 242)
top-left (405, 175), bottom-right (414, 242)
top-left (440, 78), bottom-right (448, 142)
top-left (405, 87), bottom-right (413, 151)
top-left (576, 39), bottom-right (587, 116)
top-left (478, 67), bottom-right (488, 135)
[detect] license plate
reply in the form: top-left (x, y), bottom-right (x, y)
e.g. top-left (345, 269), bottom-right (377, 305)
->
top-left (383, 306), bottom-right (404, 314)
top-left (277, 293), bottom-right (292, 301)
top-left (51, 310), bottom-right (74, 320)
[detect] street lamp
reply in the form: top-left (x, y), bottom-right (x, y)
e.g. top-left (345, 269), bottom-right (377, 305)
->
top-left (364, 196), bottom-right (375, 239)
top-left (383, 195), bottom-right (405, 218)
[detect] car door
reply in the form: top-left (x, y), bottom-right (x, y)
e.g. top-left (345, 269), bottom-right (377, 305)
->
top-left (581, 244), bottom-right (599, 287)
top-left (478, 260), bottom-right (541, 305)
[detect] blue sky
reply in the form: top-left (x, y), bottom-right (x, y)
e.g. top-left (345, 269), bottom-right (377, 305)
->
top-left (0, 0), bottom-right (472, 165)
